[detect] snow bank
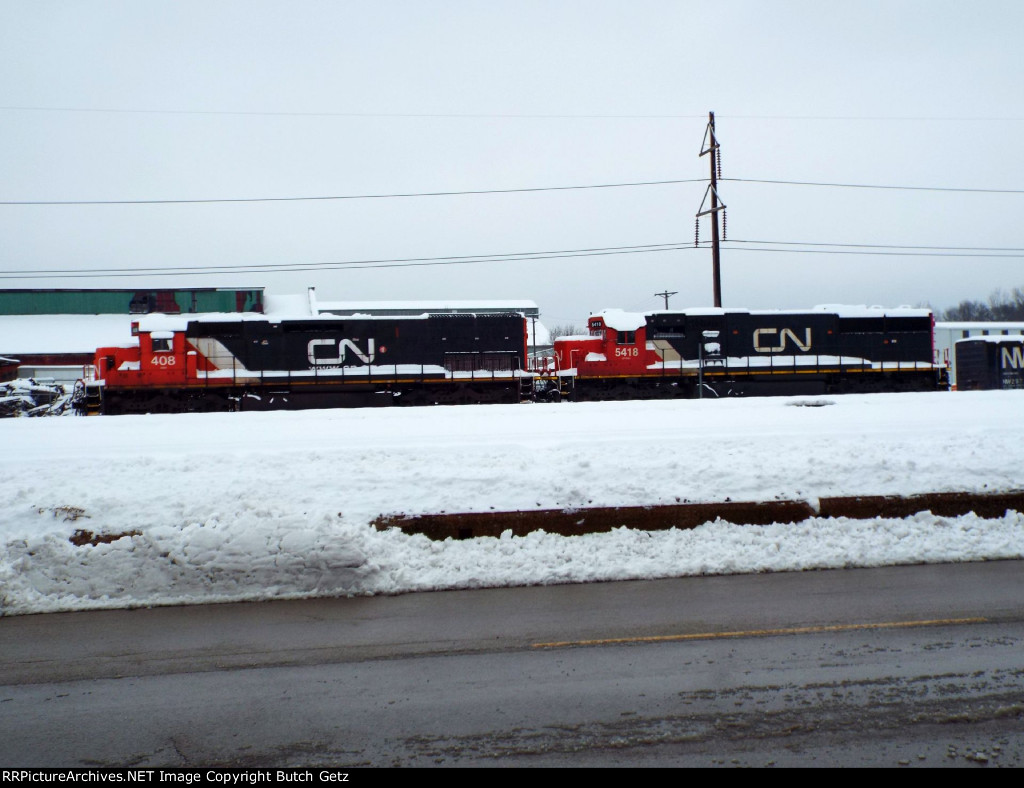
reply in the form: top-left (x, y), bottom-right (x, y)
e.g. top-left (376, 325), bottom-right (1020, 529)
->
top-left (1, 391), bottom-right (1022, 615)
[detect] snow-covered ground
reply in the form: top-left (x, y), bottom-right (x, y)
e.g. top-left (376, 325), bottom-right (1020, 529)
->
top-left (2, 391), bottom-right (1023, 616)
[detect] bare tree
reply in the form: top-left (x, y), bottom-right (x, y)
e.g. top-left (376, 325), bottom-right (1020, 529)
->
top-left (549, 323), bottom-right (585, 339)
top-left (941, 286), bottom-right (1024, 321)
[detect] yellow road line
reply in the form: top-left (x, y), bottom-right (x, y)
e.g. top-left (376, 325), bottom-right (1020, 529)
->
top-left (532, 617), bottom-right (989, 649)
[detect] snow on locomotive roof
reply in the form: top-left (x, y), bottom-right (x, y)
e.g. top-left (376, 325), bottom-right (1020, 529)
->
top-left (651, 304), bottom-right (932, 317)
top-left (316, 299), bottom-right (538, 312)
top-left (594, 304), bottom-right (933, 332)
top-left (592, 309), bottom-right (648, 331)
top-left (134, 311), bottom-right (386, 332)
top-left (134, 312), bottom-right (272, 332)
top-left (809, 304), bottom-right (932, 317)
top-left (135, 308), bottom-right (533, 332)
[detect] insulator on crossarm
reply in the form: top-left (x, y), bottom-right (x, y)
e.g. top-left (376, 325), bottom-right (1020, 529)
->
top-left (695, 217), bottom-right (700, 247)
top-left (722, 209), bottom-right (727, 240)
top-left (717, 151), bottom-right (722, 180)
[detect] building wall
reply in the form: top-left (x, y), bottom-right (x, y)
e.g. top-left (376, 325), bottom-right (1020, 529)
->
top-left (0, 289), bottom-right (264, 315)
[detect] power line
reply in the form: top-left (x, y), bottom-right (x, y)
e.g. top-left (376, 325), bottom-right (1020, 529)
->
top-left (5, 237), bottom-right (1024, 281)
top-left (0, 179), bottom-right (705, 206)
top-left (723, 115), bottom-right (1024, 122)
top-left (721, 243), bottom-right (1024, 260)
top-left (4, 176), bottom-right (1022, 206)
top-left (729, 239), bottom-right (1024, 253)
top-left (4, 106), bottom-right (1024, 122)
top-left (0, 105), bottom-right (711, 119)
top-left (724, 177), bottom-right (1024, 195)
top-left (2, 242), bottom-right (692, 275)
top-left (0, 242), bottom-right (702, 280)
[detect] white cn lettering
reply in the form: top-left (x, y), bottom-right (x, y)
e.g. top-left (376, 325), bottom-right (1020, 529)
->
top-left (307, 339), bottom-right (337, 364)
top-left (307, 338), bottom-right (376, 365)
top-left (753, 327), bottom-right (812, 353)
top-left (1001, 346), bottom-right (1024, 370)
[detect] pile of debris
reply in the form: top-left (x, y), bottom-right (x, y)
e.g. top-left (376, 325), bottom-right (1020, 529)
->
top-left (0, 378), bottom-right (82, 418)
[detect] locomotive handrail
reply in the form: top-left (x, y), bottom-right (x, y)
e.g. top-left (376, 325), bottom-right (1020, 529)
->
top-left (692, 349), bottom-right (907, 377)
top-left (99, 311), bottom-right (945, 414)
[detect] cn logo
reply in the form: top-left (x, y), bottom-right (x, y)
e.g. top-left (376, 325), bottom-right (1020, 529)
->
top-left (307, 338), bottom-right (376, 365)
top-left (753, 327), bottom-right (812, 353)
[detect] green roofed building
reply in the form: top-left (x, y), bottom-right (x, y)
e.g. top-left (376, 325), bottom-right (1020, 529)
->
top-left (0, 288), bottom-right (264, 316)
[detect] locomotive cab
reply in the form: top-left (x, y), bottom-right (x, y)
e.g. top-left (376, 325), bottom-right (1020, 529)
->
top-left (139, 330), bottom-right (190, 385)
top-left (553, 311), bottom-right (653, 377)
top-left (92, 327), bottom-right (191, 388)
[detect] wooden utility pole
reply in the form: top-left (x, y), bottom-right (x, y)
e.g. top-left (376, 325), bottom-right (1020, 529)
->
top-left (655, 290), bottom-right (677, 309)
top-left (697, 111), bottom-right (726, 307)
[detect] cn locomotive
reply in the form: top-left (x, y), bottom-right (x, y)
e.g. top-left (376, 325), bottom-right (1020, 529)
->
top-left (84, 312), bottom-right (530, 414)
top-left (81, 305), bottom-right (948, 414)
top-left (551, 305), bottom-right (948, 400)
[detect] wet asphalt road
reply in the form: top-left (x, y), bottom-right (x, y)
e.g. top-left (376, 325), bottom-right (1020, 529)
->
top-left (2, 560), bottom-right (1023, 767)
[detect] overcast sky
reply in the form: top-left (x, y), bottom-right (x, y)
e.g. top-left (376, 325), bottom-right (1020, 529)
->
top-left (2, 1), bottom-right (1022, 326)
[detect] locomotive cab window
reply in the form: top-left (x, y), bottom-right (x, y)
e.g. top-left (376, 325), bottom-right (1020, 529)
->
top-left (151, 336), bottom-right (173, 352)
top-left (616, 331), bottom-right (636, 345)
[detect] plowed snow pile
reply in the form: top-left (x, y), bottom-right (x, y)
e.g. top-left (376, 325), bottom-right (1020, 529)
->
top-left (2, 391), bottom-right (1022, 615)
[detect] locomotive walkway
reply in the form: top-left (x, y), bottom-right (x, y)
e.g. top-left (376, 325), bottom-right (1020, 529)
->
top-left (375, 489), bottom-right (1024, 540)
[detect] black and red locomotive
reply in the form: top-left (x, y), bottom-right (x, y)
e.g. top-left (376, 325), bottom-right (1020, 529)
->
top-left (83, 305), bottom-right (948, 414)
top-left (553, 305), bottom-right (946, 400)
top-left (86, 312), bottom-right (529, 414)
